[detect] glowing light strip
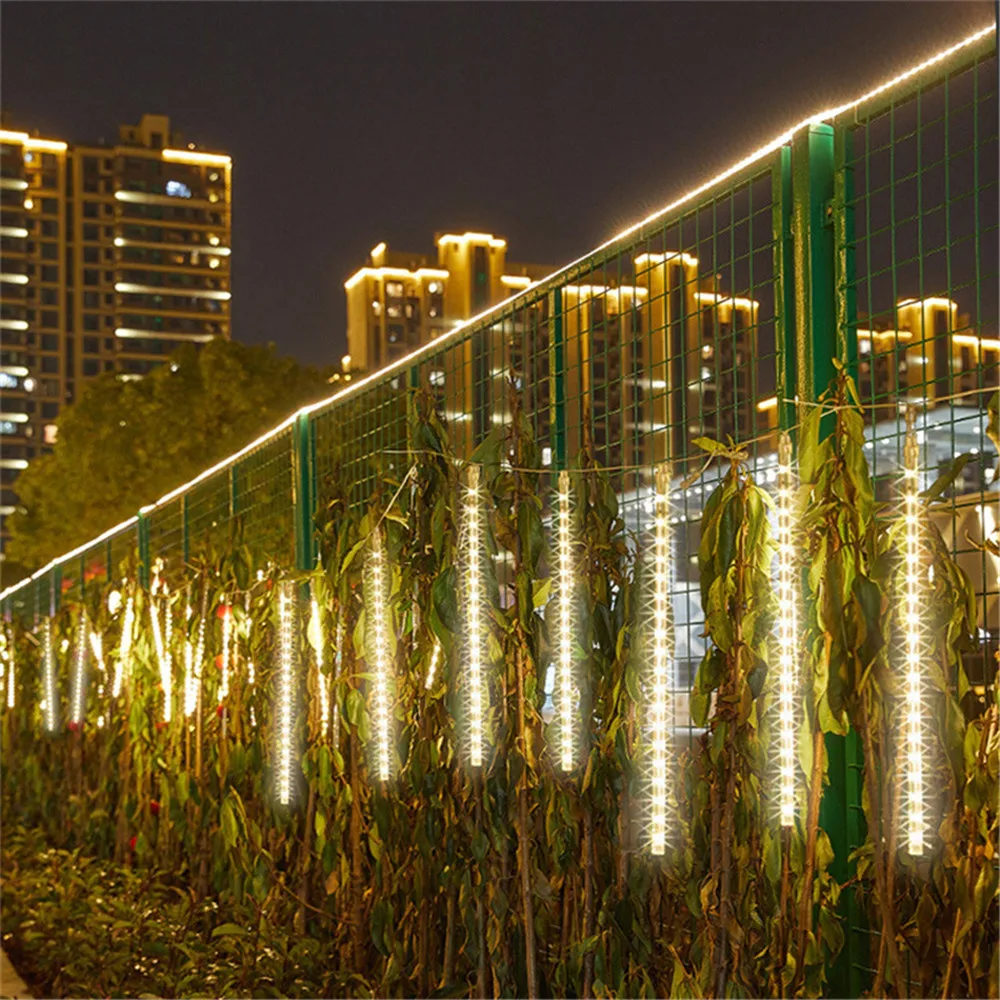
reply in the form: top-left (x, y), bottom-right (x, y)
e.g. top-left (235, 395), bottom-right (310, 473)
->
top-left (113, 594), bottom-right (135, 698)
top-left (276, 582), bottom-right (297, 805)
top-left (161, 148), bottom-right (231, 166)
top-left (425, 642), bottom-right (442, 689)
top-left (463, 464), bottom-right (487, 768)
top-left (311, 593), bottom-right (330, 735)
top-left (89, 630), bottom-right (107, 728)
top-left (6, 639), bottom-right (14, 709)
top-left (900, 416), bottom-right (928, 856)
top-left (42, 618), bottom-right (58, 732)
top-left (556, 471), bottom-right (576, 771)
top-left (650, 464), bottom-right (675, 855)
top-left (775, 433), bottom-right (800, 827)
top-left (149, 591), bottom-right (173, 723)
top-left (367, 532), bottom-right (393, 782)
top-left (70, 615), bottom-right (89, 727)
top-left (0, 25), bottom-right (992, 605)
top-left (219, 602), bottom-right (232, 703)
top-left (183, 628), bottom-right (196, 719)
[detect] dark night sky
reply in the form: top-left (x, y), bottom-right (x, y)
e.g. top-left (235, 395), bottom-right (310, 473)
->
top-left (2, 2), bottom-right (993, 367)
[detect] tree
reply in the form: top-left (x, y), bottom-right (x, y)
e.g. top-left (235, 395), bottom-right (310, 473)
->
top-left (5, 339), bottom-right (333, 577)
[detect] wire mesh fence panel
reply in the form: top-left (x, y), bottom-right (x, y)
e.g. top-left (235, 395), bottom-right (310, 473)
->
top-left (235, 428), bottom-right (296, 572)
top-left (834, 34), bottom-right (999, 994)
top-left (147, 498), bottom-right (184, 579)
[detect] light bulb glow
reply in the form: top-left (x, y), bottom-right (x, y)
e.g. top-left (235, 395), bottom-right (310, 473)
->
top-left (311, 594), bottom-right (330, 736)
top-left (774, 433), bottom-right (801, 827)
top-left (4, 631), bottom-right (15, 709)
top-left (366, 532), bottom-right (394, 782)
top-left (649, 463), bottom-right (676, 856)
top-left (275, 581), bottom-right (298, 805)
top-left (42, 618), bottom-right (59, 733)
top-left (556, 470), bottom-right (576, 772)
top-left (900, 417), bottom-right (929, 856)
top-left (425, 642), bottom-right (442, 689)
top-left (462, 464), bottom-right (488, 768)
top-left (112, 594), bottom-right (135, 698)
top-left (219, 603), bottom-right (232, 704)
top-left (149, 592), bottom-right (173, 723)
top-left (70, 614), bottom-right (89, 727)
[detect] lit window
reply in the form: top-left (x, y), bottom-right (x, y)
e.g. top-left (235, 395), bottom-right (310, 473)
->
top-left (166, 180), bottom-right (192, 198)
top-left (385, 281), bottom-right (403, 298)
top-left (208, 171), bottom-right (219, 182)
top-left (0, 373), bottom-right (16, 389)
top-left (208, 257), bottom-right (220, 269)
top-left (0, 422), bottom-right (17, 435)
top-left (429, 369), bottom-right (446, 387)
top-left (428, 281), bottom-right (442, 294)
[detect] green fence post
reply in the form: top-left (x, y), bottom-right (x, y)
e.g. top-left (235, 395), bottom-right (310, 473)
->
top-left (293, 412), bottom-right (315, 572)
top-left (549, 287), bottom-right (566, 468)
top-left (793, 121), bottom-right (866, 999)
top-left (137, 513), bottom-right (150, 590)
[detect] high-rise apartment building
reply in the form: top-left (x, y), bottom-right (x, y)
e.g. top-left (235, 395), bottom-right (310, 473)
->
top-left (0, 113), bottom-right (232, 565)
top-left (344, 232), bottom-right (551, 372)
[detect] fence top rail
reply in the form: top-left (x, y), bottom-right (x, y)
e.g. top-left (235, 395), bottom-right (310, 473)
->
top-left (1, 21), bottom-right (994, 606)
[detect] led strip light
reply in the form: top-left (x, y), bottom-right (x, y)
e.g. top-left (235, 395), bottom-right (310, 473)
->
top-left (556, 470), bottom-right (576, 772)
top-left (463, 464), bottom-right (487, 768)
top-left (366, 531), bottom-right (393, 782)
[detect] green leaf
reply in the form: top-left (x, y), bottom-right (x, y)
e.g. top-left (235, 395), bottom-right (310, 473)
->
top-left (921, 454), bottom-right (973, 501)
top-left (211, 922), bottom-right (250, 938)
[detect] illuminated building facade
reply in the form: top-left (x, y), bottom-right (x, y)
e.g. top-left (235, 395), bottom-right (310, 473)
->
top-left (0, 114), bottom-right (232, 564)
top-left (344, 232), bottom-right (551, 373)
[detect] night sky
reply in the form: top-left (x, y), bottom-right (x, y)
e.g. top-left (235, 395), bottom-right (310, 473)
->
top-left (2, 2), bottom-right (993, 367)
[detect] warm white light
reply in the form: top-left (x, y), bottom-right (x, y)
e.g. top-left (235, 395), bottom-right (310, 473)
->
top-left (276, 582), bottom-right (298, 805)
top-left (366, 531), bottom-right (394, 782)
top-left (219, 601), bottom-right (232, 704)
top-left (107, 589), bottom-right (122, 615)
top-left (149, 585), bottom-right (174, 723)
top-left (650, 463), bottom-right (676, 855)
top-left (310, 593), bottom-right (330, 737)
top-left (556, 470), bottom-right (576, 771)
top-left (113, 594), bottom-right (135, 699)
top-left (900, 415), bottom-right (929, 856)
top-left (462, 464), bottom-right (488, 768)
top-left (69, 615), bottom-right (89, 727)
top-left (774, 432), bottom-right (801, 827)
top-left (42, 618), bottom-right (59, 733)
top-left (425, 642), bottom-right (442, 690)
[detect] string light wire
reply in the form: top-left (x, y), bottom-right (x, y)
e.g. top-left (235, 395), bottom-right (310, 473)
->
top-left (366, 530), bottom-right (394, 782)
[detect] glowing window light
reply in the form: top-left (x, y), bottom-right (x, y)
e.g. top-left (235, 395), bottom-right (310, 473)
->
top-left (113, 594), bottom-right (135, 699)
top-left (462, 464), bottom-right (488, 768)
top-left (69, 614), bottom-right (90, 727)
top-left (900, 413), bottom-right (929, 856)
top-left (556, 470), bottom-right (576, 771)
top-left (425, 641), bottom-right (442, 690)
top-left (219, 601), bottom-right (232, 704)
top-left (310, 592), bottom-right (330, 736)
top-left (365, 531), bottom-right (394, 782)
top-left (650, 463), bottom-right (676, 856)
top-left (774, 432), bottom-right (801, 826)
top-left (41, 618), bottom-right (59, 733)
top-left (275, 581), bottom-right (298, 805)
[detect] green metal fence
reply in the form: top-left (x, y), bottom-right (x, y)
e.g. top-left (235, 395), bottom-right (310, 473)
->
top-left (1, 25), bottom-right (997, 995)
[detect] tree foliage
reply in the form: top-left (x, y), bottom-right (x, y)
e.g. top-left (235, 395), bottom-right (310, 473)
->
top-left (6, 340), bottom-right (332, 576)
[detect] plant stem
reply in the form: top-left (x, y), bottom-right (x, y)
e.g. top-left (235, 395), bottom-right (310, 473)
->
top-left (515, 644), bottom-right (539, 1000)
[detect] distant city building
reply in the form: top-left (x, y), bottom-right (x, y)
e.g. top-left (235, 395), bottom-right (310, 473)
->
top-left (0, 113), bottom-right (232, 562)
top-left (344, 232), bottom-right (551, 372)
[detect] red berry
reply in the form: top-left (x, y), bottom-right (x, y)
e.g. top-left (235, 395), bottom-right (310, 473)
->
top-left (150, 800), bottom-right (160, 816)
top-left (67, 721), bottom-right (80, 733)
top-left (216, 604), bottom-right (230, 620)
top-left (156, 721), bottom-right (167, 732)
top-left (216, 704), bottom-right (225, 718)
top-left (129, 835), bottom-right (137, 852)
top-left (215, 654), bottom-right (224, 670)
top-left (266, 580), bottom-right (273, 591)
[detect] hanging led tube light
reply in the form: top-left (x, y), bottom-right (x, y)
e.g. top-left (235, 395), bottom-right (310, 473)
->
top-left (69, 613), bottom-right (90, 728)
top-left (556, 470), bottom-right (576, 772)
top-left (774, 432), bottom-right (801, 827)
top-left (149, 571), bottom-right (174, 723)
top-left (41, 617), bottom-right (59, 733)
top-left (649, 463), bottom-right (676, 856)
top-left (89, 629), bottom-right (107, 728)
top-left (900, 410), bottom-right (929, 856)
top-left (462, 464), bottom-right (488, 768)
top-left (366, 530), bottom-right (394, 782)
top-left (219, 600), bottom-right (232, 704)
top-left (425, 641), bottom-right (442, 690)
top-left (275, 581), bottom-right (298, 805)
top-left (112, 592), bottom-right (135, 699)
top-left (310, 590), bottom-right (330, 736)
top-left (5, 637), bottom-right (14, 709)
